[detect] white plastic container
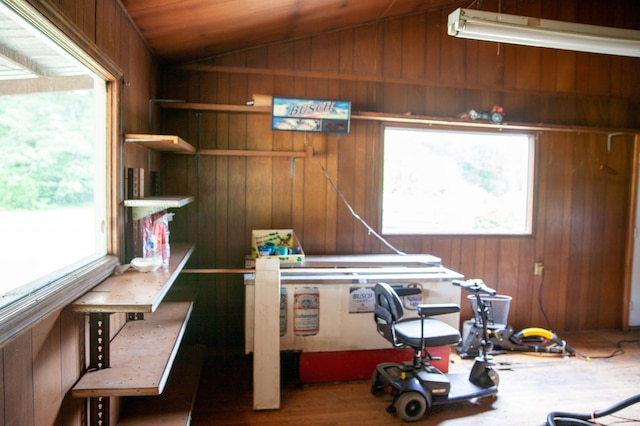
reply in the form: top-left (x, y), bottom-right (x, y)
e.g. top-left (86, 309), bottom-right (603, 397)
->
top-left (130, 257), bottom-right (162, 272)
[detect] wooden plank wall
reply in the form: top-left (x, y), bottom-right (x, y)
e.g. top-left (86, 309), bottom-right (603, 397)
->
top-left (0, 0), bottom-right (156, 425)
top-left (159, 0), bottom-right (640, 348)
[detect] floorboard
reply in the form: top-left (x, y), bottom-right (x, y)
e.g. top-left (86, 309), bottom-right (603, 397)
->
top-left (192, 330), bottom-right (640, 425)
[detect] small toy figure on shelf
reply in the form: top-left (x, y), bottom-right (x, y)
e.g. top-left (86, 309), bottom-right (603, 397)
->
top-left (458, 104), bottom-right (504, 124)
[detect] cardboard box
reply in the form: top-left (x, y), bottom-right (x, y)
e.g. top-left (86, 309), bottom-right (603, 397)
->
top-left (251, 229), bottom-right (305, 263)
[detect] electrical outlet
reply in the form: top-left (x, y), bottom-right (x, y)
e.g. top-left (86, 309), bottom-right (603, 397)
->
top-left (534, 262), bottom-right (544, 275)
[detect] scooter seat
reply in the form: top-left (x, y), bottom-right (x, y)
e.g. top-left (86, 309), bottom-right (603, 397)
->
top-left (374, 282), bottom-right (462, 349)
top-left (394, 318), bottom-right (461, 348)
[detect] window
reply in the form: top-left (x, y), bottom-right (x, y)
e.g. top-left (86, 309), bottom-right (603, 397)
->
top-left (0, 1), bottom-right (109, 312)
top-left (382, 127), bottom-right (534, 235)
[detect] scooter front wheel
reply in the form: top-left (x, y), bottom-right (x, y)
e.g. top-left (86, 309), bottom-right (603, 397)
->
top-left (370, 369), bottom-right (384, 396)
top-left (488, 367), bottom-right (500, 387)
top-left (396, 391), bottom-right (428, 422)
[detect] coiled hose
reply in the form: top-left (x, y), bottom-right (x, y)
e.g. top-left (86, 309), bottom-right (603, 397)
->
top-left (546, 393), bottom-right (640, 425)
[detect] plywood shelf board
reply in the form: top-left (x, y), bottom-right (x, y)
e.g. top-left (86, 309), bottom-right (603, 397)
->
top-left (125, 134), bottom-right (196, 153)
top-left (72, 243), bottom-right (194, 313)
top-left (117, 345), bottom-right (204, 426)
top-left (157, 101), bottom-right (270, 114)
top-left (72, 301), bottom-right (193, 398)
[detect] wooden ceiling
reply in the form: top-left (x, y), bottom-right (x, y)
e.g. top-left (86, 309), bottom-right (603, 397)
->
top-left (121, 0), bottom-right (463, 64)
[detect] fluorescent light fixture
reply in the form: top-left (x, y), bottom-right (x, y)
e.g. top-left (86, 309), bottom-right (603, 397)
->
top-left (448, 8), bottom-right (640, 57)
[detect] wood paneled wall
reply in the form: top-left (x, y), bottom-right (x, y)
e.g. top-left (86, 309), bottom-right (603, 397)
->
top-left (159, 0), bottom-right (640, 348)
top-left (0, 0), bottom-right (156, 425)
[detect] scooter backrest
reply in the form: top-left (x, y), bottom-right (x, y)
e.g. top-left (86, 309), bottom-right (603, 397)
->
top-left (374, 282), bottom-right (405, 323)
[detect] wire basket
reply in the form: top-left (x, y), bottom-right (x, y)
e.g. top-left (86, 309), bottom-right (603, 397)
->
top-left (468, 294), bottom-right (512, 328)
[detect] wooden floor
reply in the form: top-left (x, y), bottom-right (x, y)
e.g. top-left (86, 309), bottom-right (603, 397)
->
top-left (191, 330), bottom-right (640, 425)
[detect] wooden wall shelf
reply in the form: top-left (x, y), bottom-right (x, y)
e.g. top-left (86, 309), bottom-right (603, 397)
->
top-left (156, 101), bottom-right (269, 114)
top-left (72, 243), bottom-right (194, 313)
top-left (125, 134), bottom-right (196, 153)
top-left (124, 196), bottom-right (195, 220)
top-left (72, 301), bottom-right (193, 398)
top-left (351, 111), bottom-right (638, 136)
top-left (117, 345), bottom-right (204, 425)
top-left (72, 243), bottom-right (197, 424)
top-left (156, 101), bottom-right (638, 136)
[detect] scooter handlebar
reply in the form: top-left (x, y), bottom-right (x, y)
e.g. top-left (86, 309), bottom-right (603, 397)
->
top-left (452, 279), bottom-right (497, 296)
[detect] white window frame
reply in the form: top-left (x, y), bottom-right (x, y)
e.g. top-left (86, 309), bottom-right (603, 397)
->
top-left (381, 125), bottom-right (535, 236)
top-left (0, 0), bottom-right (121, 347)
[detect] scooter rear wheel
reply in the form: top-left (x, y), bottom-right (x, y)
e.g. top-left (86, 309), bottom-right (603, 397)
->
top-left (396, 391), bottom-right (428, 422)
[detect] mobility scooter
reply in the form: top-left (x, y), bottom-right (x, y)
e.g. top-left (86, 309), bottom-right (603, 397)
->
top-left (370, 281), bottom-right (499, 422)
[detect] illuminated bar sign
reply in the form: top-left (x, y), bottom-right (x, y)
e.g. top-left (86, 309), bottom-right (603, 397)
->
top-left (272, 97), bottom-right (351, 134)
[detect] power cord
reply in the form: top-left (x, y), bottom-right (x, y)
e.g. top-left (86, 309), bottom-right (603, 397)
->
top-left (537, 266), bottom-right (553, 329)
top-left (574, 339), bottom-right (640, 361)
top-left (312, 152), bottom-right (406, 255)
top-left (535, 266), bottom-right (640, 361)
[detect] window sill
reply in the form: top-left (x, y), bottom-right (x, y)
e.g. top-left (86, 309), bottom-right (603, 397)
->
top-left (0, 255), bottom-right (119, 348)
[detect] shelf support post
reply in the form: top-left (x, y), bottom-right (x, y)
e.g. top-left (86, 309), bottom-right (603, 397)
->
top-left (88, 312), bottom-right (111, 426)
top-left (89, 312), bottom-right (111, 369)
top-left (89, 396), bottom-right (109, 426)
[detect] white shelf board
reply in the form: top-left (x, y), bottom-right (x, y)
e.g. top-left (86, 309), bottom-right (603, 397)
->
top-left (124, 196), bottom-right (194, 220)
